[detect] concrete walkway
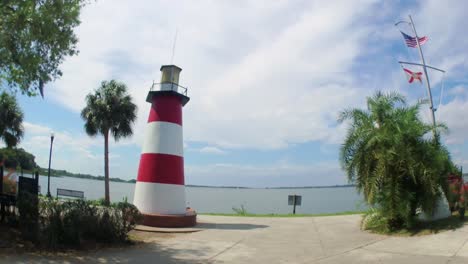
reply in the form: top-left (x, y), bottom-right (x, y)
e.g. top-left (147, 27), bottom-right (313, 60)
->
top-left (2, 214), bottom-right (468, 263)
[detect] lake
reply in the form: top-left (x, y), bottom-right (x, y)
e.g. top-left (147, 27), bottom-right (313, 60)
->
top-left (36, 175), bottom-right (366, 214)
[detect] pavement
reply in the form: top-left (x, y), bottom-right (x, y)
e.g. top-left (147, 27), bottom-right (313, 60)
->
top-left (1, 214), bottom-right (468, 263)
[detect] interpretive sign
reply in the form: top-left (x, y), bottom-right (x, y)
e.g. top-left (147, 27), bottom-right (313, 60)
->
top-left (288, 195), bottom-right (302, 214)
top-left (288, 195), bottom-right (302, 206)
top-left (18, 176), bottom-right (39, 195)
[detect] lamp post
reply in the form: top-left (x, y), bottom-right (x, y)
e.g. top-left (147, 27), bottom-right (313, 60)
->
top-left (46, 132), bottom-right (54, 198)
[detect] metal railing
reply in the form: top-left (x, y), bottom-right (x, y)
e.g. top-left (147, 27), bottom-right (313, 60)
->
top-left (150, 81), bottom-right (188, 96)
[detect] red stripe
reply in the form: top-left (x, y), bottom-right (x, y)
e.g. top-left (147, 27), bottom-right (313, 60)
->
top-left (137, 153), bottom-right (184, 185)
top-left (148, 96), bottom-right (182, 125)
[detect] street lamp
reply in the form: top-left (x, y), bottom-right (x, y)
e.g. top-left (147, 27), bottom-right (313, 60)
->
top-left (46, 132), bottom-right (55, 198)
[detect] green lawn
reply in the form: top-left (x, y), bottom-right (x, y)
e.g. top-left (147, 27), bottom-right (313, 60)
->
top-left (200, 210), bottom-right (365, 217)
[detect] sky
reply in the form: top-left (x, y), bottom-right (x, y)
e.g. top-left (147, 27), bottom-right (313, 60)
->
top-left (7, 0), bottom-right (468, 187)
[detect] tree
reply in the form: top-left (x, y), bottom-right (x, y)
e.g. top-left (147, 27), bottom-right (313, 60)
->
top-left (0, 0), bottom-right (88, 96)
top-left (339, 91), bottom-right (454, 229)
top-left (0, 92), bottom-right (24, 147)
top-left (0, 147), bottom-right (37, 170)
top-left (81, 80), bottom-right (137, 204)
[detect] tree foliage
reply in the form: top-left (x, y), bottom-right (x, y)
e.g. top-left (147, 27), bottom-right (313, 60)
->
top-left (81, 80), bottom-right (137, 204)
top-left (339, 91), bottom-right (456, 229)
top-left (0, 147), bottom-right (37, 170)
top-left (0, 0), bottom-right (88, 96)
top-left (0, 92), bottom-right (24, 147)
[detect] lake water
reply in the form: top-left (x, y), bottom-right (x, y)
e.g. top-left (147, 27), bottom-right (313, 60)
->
top-left (36, 175), bottom-right (367, 214)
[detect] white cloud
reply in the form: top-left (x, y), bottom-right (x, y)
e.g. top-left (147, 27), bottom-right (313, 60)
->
top-left (44, 0), bottom-right (379, 151)
top-left (19, 122), bottom-right (104, 175)
top-left (407, 1), bottom-right (468, 155)
top-left (16, 1), bottom-right (468, 184)
top-left (438, 98), bottom-right (468, 145)
top-left (23, 122), bottom-right (53, 135)
top-left (447, 85), bottom-right (467, 97)
top-left (199, 146), bottom-right (226, 155)
top-left (41, 1), bottom-right (468, 151)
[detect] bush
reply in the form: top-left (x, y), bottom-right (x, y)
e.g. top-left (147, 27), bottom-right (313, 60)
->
top-left (36, 197), bottom-right (142, 249)
top-left (17, 191), bottom-right (39, 242)
top-left (89, 197), bottom-right (107, 207)
top-left (115, 200), bottom-right (142, 240)
top-left (361, 207), bottom-right (389, 233)
top-left (39, 198), bottom-right (65, 249)
top-left (339, 91), bottom-right (459, 231)
top-left (232, 205), bottom-right (248, 215)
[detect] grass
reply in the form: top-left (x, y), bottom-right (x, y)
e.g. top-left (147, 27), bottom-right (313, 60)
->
top-left (364, 212), bottom-right (468, 236)
top-left (200, 210), bottom-right (365, 217)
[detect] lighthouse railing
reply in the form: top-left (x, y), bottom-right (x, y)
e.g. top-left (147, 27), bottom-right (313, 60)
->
top-left (150, 82), bottom-right (188, 97)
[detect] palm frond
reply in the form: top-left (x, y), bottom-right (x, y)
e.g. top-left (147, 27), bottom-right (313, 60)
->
top-left (0, 92), bottom-right (24, 147)
top-left (338, 90), bottom-right (455, 228)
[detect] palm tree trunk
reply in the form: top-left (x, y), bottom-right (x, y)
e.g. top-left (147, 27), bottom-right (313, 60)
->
top-left (104, 129), bottom-right (110, 205)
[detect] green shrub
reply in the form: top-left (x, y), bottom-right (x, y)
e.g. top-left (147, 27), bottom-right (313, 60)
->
top-left (95, 207), bottom-right (119, 243)
top-left (115, 200), bottom-right (142, 240)
top-left (36, 197), bottom-right (141, 249)
top-left (88, 197), bottom-right (108, 207)
top-left (17, 191), bottom-right (39, 242)
top-left (232, 205), bottom-right (248, 215)
top-left (39, 198), bottom-right (64, 249)
top-left (361, 207), bottom-right (389, 233)
top-left (339, 92), bottom-right (460, 231)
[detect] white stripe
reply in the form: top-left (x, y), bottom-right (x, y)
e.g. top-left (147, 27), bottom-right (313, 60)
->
top-left (142, 121), bottom-right (183, 157)
top-left (133, 182), bottom-right (186, 215)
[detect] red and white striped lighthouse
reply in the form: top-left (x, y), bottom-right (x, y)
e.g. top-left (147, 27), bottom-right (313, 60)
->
top-left (134, 65), bottom-right (195, 227)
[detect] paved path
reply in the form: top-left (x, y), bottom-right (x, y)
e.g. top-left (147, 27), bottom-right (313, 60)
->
top-left (2, 215), bottom-right (468, 263)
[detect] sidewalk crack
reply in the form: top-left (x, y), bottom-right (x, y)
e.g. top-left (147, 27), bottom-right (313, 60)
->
top-left (446, 236), bottom-right (468, 264)
top-left (208, 239), bottom-right (244, 261)
top-left (312, 236), bottom-right (388, 262)
top-left (312, 218), bottom-right (326, 256)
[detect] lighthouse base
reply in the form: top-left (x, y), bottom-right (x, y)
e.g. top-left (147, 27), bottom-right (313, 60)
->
top-left (140, 208), bottom-right (197, 228)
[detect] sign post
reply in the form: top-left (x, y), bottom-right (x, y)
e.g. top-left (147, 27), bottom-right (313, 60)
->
top-left (288, 195), bottom-right (302, 214)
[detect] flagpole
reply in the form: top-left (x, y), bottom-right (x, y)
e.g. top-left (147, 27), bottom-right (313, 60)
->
top-left (409, 15), bottom-right (437, 139)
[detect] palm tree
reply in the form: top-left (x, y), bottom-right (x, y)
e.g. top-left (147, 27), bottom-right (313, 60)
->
top-left (81, 80), bottom-right (137, 204)
top-left (339, 91), bottom-right (452, 228)
top-left (0, 92), bottom-right (24, 148)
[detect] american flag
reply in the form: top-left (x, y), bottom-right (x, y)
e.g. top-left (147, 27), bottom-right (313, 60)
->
top-left (400, 31), bottom-right (428, 48)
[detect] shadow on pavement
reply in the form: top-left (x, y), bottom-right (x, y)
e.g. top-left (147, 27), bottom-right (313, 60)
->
top-left (0, 242), bottom-right (217, 264)
top-left (196, 222), bottom-right (268, 230)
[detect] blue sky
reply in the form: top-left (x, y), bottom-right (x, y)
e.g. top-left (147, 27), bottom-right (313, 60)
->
top-left (6, 0), bottom-right (468, 187)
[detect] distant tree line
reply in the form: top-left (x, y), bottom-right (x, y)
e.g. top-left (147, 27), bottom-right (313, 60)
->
top-left (36, 167), bottom-right (136, 184)
top-left (0, 147), bottom-right (135, 183)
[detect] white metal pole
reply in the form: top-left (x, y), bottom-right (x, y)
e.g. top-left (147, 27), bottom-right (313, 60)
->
top-left (409, 15), bottom-right (437, 138)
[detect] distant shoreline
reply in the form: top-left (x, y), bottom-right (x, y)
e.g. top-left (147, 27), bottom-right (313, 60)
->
top-left (185, 184), bottom-right (357, 189)
top-left (34, 173), bottom-right (356, 189)
top-left (36, 172), bottom-right (136, 183)
top-left (25, 169), bottom-right (468, 189)
top-left (18, 167), bottom-right (358, 188)
top-left (18, 167), bottom-right (136, 184)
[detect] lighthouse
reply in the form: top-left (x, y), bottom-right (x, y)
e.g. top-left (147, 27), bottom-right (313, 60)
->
top-left (133, 65), bottom-right (196, 227)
